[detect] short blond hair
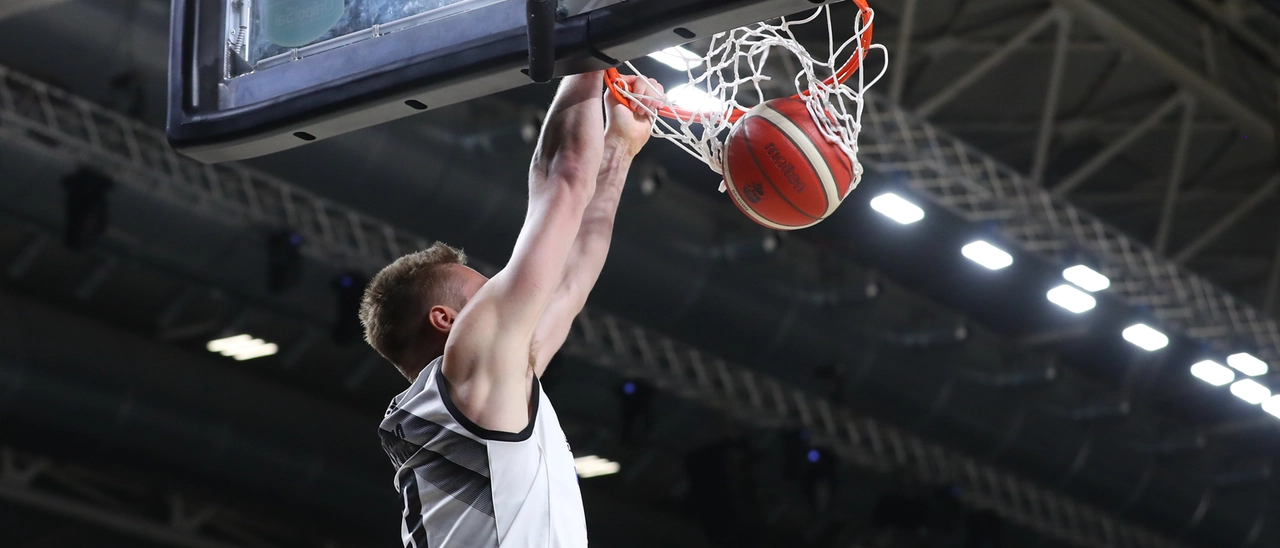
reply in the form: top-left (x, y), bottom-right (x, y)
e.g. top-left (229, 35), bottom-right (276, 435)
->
top-left (360, 242), bottom-right (467, 374)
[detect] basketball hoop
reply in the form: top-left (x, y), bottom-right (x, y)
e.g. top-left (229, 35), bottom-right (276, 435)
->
top-left (604, 0), bottom-right (885, 200)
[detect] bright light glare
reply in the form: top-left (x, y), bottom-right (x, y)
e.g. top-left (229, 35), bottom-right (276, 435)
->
top-left (961, 241), bottom-right (1013, 270)
top-left (232, 343), bottom-right (279, 361)
top-left (1063, 265), bottom-right (1110, 292)
top-left (1189, 360), bottom-right (1235, 386)
top-left (1122, 323), bottom-right (1169, 351)
top-left (647, 46), bottom-right (702, 70)
top-left (1046, 284), bottom-right (1096, 313)
top-left (667, 84), bottom-right (724, 113)
top-left (869, 193), bottom-right (925, 224)
top-left (206, 334), bottom-right (279, 361)
top-left (573, 455), bottom-right (620, 479)
top-left (1230, 379), bottom-right (1271, 404)
top-left (1262, 396), bottom-right (1280, 418)
top-left (1227, 352), bottom-right (1268, 377)
top-left (207, 334), bottom-right (253, 353)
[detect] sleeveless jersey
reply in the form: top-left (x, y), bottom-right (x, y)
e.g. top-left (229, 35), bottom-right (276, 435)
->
top-left (379, 357), bottom-right (587, 547)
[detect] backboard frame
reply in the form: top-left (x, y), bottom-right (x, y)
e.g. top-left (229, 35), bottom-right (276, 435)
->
top-left (168, 0), bottom-right (847, 163)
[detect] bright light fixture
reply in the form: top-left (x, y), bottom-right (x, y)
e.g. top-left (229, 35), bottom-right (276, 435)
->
top-left (869, 193), bottom-right (925, 224)
top-left (1121, 323), bottom-right (1168, 351)
top-left (1262, 396), bottom-right (1280, 418)
top-left (1226, 352), bottom-right (1268, 377)
top-left (206, 334), bottom-right (279, 361)
top-left (1230, 379), bottom-right (1271, 404)
top-left (648, 46), bottom-right (702, 71)
top-left (1063, 265), bottom-right (1110, 292)
top-left (667, 84), bottom-right (724, 113)
top-left (573, 455), bottom-right (620, 479)
top-left (1046, 284), bottom-right (1096, 313)
top-left (1189, 360), bottom-right (1235, 386)
top-left (961, 240), bottom-right (1013, 270)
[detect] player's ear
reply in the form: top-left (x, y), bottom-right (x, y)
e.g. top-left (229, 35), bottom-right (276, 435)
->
top-left (426, 304), bottom-right (457, 334)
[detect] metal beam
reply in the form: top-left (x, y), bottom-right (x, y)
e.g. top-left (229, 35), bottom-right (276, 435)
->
top-left (0, 0), bottom-right (71, 21)
top-left (0, 486), bottom-right (246, 548)
top-left (887, 0), bottom-right (918, 104)
top-left (74, 256), bottom-right (118, 300)
top-left (1264, 234), bottom-right (1280, 317)
top-left (1054, 0), bottom-right (1276, 144)
top-left (1154, 99), bottom-right (1197, 254)
top-left (858, 89), bottom-right (1280, 372)
top-left (1051, 94), bottom-right (1185, 197)
top-left (1182, 0), bottom-right (1280, 68)
top-left (7, 232), bottom-right (46, 279)
top-left (941, 119), bottom-right (1234, 134)
top-left (1173, 174), bottom-right (1280, 264)
top-left (0, 448), bottom-right (248, 548)
top-left (1031, 14), bottom-right (1072, 182)
top-left (914, 9), bottom-right (1060, 118)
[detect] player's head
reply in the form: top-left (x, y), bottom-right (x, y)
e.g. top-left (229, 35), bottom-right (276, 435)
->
top-left (360, 242), bottom-right (488, 381)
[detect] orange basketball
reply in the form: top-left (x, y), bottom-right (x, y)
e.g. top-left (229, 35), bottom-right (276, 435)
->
top-left (723, 97), bottom-right (857, 230)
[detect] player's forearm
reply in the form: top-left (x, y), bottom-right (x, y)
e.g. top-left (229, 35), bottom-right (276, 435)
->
top-left (530, 74), bottom-right (605, 195)
top-left (527, 143), bottom-right (632, 374)
top-left (560, 142), bottom-right (633, 299)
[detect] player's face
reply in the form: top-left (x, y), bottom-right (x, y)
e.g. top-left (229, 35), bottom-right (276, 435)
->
top-left (451, 264), bottom-right (489, 306)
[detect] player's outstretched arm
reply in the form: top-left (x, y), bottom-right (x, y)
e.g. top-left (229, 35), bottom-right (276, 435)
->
top-left (441, 73), bottom-right (606, 434)
top-left (531, 76), bottom-right (663, 374)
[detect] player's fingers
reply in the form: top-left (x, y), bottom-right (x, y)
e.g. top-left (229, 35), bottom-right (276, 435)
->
top-left (648, 78), bottom-right (665, 96)
top-left (626, 75), bottom-right (649, 96)
top-left (631, 78), bottom-right (664, 116)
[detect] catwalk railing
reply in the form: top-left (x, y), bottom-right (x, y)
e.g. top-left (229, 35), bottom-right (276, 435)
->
top-left (0, 65), bottom-right (1192, 548)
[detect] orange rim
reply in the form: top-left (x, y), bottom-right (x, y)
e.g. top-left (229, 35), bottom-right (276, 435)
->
top-left (605, 0), bottom-right (874, 124)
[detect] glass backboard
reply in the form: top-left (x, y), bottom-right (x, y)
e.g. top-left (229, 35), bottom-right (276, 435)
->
top-left (168, 0), bottom-right (847, 163)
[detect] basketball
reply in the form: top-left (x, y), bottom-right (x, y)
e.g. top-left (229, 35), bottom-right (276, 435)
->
top-left (722, 97), bottom-right (859, 230)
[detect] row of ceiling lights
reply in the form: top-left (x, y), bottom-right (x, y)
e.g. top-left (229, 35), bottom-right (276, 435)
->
top-left (868, 191), bottom-right (1278, 417)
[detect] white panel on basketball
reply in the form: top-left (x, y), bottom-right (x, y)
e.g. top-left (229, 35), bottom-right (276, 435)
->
top-left (753, 105), bottom-right (844, 219)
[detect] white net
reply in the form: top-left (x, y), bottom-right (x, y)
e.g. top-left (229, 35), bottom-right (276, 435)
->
top-left (607, 3), bottom-right (887, 195)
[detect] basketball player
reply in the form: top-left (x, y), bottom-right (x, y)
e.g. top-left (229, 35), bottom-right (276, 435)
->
top-left (360, 72), bottom-right (662, 547)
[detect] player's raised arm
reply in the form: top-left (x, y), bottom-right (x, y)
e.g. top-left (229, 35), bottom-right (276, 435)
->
top-left (530, 76), bottom-right (662, 374)
top-left (440, 72), bottom-right (607, 434)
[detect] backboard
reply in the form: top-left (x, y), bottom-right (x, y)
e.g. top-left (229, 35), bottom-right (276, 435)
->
top-left (167, 0), bottom-right (850, 163)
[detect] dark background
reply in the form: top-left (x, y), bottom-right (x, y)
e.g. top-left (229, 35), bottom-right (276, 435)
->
top-left (0, 0), bottom-right (1278, 547)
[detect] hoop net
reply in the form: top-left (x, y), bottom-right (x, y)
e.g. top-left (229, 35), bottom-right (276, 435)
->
top-left (605, 0), bottom-right (886, 195)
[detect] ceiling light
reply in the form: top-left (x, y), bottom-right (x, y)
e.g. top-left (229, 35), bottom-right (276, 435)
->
top-left (869, 193), bottom-right (925, 224)
top-left (1063, 264), bottom-right (1110, 292)
top-left (1189, 360), bottom-right (1235, 386)
top-left (207, 334), bottom-right (279, 361)
top-left (648, 46), bottom-right (702, 71)
top-left (1046, 284), bottom-right (1096, 313)
top-left (573, 455), bottom-right (620, 479)
top-left (667, 84), bottom-right (724, 113)
top-left (961, 240), bottom-right (1013, 270)
top-left (1262, 396), bottom-right (1280, 418)
top-left (1230, 379), bottom-right (1271, 404)
top-left (1226, 352), bottom-right (1268, 377)
top-left (1121, 323), bottom-right (1168, 351)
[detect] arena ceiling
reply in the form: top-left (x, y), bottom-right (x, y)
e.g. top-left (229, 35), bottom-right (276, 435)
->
top-left (0, 0), bottom-right (1278, 547)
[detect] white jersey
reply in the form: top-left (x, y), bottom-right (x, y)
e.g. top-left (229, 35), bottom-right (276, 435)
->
top-left (379, 357), bottom-right (587, 548)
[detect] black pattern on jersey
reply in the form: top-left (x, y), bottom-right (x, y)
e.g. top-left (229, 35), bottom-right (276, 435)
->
top-left (380, 408), bottom-right (495, 517)
top-left (397, 467), bottom-right (430, 548)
